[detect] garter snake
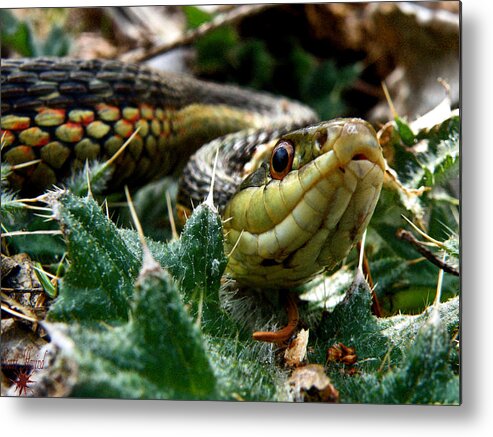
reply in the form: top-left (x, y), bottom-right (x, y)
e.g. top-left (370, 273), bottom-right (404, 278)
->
top-left (1, 57), bottom-right (385, 292)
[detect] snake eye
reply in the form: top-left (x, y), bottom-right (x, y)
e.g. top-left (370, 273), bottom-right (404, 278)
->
top-left (270, 139), bottom-right (295, 180)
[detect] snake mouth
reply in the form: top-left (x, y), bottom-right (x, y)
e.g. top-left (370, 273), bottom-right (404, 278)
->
top-left (323, 118), bottom-right (386, 171)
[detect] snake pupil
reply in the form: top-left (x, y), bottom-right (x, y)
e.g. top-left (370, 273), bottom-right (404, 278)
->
top-left (273, 147), bottom-right (288, 172)
top-left (270, 140), bottom-right (294, 180)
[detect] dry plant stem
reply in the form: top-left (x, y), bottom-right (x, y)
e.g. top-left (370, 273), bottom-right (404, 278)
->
top-left (396, 229), bottom-right (459, 276)
top-left (252, 292), bottom-right (299, 344)
top-left (1, 292), bottom-right (38, 322)
top-left (2, 287), bottom-right (44, 293)
top-left (126, 4), bottom-right (273, 63)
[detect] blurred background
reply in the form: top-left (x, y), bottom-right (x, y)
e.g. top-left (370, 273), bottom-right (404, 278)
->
top-left (1, 2), bottom-right (460, 124)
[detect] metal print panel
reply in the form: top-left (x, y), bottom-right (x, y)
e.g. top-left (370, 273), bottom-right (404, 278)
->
top-left (1, 2), bottom-right (460, 404)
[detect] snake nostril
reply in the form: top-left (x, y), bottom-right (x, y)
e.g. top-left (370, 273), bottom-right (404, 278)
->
top-left (315, 129), bottom-right (328, 150)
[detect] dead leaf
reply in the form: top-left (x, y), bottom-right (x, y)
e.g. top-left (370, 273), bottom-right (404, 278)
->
top-left (288, 364), bottom-right (339, 402)
top-left (284, 329), bottom-right (309, 367)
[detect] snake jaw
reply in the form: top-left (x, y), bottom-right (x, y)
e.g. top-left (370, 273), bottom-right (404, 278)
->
top-left (223, 118), bottom-right (385, 289)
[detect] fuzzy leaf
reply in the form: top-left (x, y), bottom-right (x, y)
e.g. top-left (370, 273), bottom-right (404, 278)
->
top-left (47, 261), bottom-right (217, 399)
top-left (44, 191), bottom-right (222, 399)
top-left (47, 191), bottom-right (141, 323)
top-left (165, 203), bottom-right (227, 302)
top-left (315, 271), bottom-right (459, 404)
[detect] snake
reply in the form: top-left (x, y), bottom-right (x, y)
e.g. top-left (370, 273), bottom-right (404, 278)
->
top-left (2, 57), bottom-right (385, 337)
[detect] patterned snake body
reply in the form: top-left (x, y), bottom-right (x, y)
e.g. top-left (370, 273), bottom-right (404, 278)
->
top-left (1, 57), bottom-right (385, 289)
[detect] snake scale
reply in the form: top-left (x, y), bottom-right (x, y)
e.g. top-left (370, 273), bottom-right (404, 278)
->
top-left (1, 57), bottom-right (385, 299)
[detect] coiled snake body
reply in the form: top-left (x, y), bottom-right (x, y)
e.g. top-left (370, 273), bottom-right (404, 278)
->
top-left (1, 57), bottom-right (385, 295)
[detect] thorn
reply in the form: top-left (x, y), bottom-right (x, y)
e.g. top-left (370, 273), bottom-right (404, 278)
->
top-left (85, 160), bottom-right (93, 198)
top-left (0, 131), bottom-right (6, 150)
top-left (9, 159), bottom-right (42, 170)
top-left (124, 186), bottom-right (144, 239)
top-left (204, 146), bottom-right (219, 210)
top-left (33, 213), bottom-right (55, 220)
top-left (1, 230), bottom-right (63, 238)
top-left (222, 216), bottom-right (234, 225)
top-left (103, 127), bottom-right (141, 170)
top-left (434, 254), bottom-right (446, 307)
top-left (16, 194), bottom-right (50, 204)
top-left (381, 81), bottom-right (397, 119)
top-left (227, 229), bottom-right (244, 258)
top-left (102, 199), bottom-right (110, 219)
top-left (401, 215), bottom-right (445, 247)
top-left (124, 185), bottom-right (160, 274)
top-left (15, 203), bottom-right (52, 212)
top-left (358, 229), bottom-right (367, 273)
top-left (196, 289), bottom-right (204, 328)
top-left (165, 191), bottom-right (178, 241)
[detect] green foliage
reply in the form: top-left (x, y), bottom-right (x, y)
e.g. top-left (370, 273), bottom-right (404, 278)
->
top-left (45, 191), bottom-right (223, 398)
top-left (1, 199), bottom-right (66, 263)
top-left (300, 60), bottom-right (362, 120)
top-left (183, 5), bottom-right (213, 29)
top-left (314, 272), bottom-right (459, 404)
top-left (194, 26), bottom-right (239, 74)
top-left (1, 191), bottom-right (26, 222)
top-left (165, 203), bottom-right (227, 302)
top-left (47, 191), bottom-right (141, 323)
top-left (0, 9), bottom-right (71, 57)
top-left (366, 114), bottom-right (460, 314)
top-left (39, 191), bottom-right (298, 400)
top-left (66, 160), bottom-right (115, 197)
top-left (416, 116), bottom-right (460, 189)
top-left (394, 116), bottom-right (416, 147)
top-left (388, 115), bottom-right (459, 190)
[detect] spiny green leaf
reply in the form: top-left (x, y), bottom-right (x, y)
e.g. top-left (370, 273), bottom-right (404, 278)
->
top-left (129, 263), bottom-right (217, 398)
top-left (44, 191), bottom-right (220, 399)
top-left (1, 191), bottom-right (26, 220)
top-left (374, 309), bottom-right (459, 404)
top-left (166, 203), bottom-right (227, 302)
top-left (66, 160), bottom-right (114, 196)
top-left (416, 115), bottom-right (459, 188)
top-left (47, 191), bottom-right (140, 323)
top-left (51, 265), bottom-right (218, 399)
top-left (314, 270), bottom-right (459, 404)
top-left (316, 272), bottom-right (391, 370)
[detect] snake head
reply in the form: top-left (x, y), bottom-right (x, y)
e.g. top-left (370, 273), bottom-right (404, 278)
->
top-left (223, 118), bottom-right (385, 289)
